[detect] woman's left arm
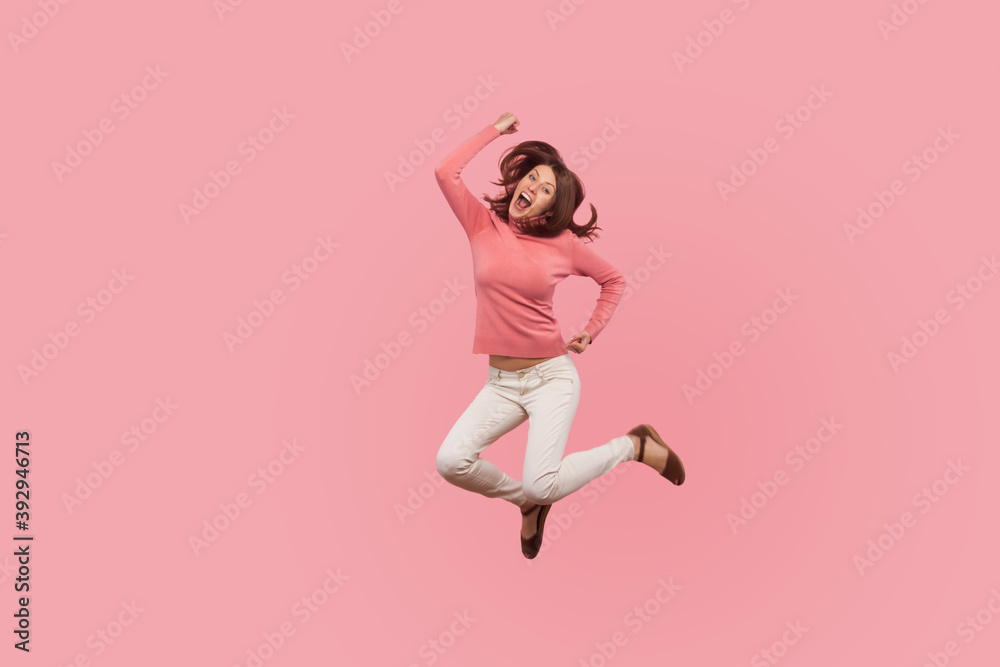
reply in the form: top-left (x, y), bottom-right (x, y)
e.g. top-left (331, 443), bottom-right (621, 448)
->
top-left (568, 234), bottom-right (627, 346)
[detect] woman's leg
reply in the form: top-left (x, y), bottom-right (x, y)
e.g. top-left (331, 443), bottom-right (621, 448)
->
top-left (435, 380), bottom-right (530, 507)
top-left (520, 358), bottom-right (635, 505)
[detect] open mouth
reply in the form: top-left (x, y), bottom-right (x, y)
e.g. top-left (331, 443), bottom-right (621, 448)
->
top-left (515, 192), bottom-right (531, 210)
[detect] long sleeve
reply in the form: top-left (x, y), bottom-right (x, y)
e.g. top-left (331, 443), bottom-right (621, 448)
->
top-left (434, 124), bottom-right (501, 239)
top-left (569, 233), bottom-right (626, 343)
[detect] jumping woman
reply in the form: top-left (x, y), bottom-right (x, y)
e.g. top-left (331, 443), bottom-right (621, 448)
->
top-left (434, 112), bottom-right (685, 559)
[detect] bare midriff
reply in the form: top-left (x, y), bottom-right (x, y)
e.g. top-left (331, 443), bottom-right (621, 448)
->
top-left (488, 354), bottom-right (561, 372)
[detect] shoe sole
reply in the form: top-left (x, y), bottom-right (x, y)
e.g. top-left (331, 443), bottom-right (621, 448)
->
top-left (521, 504), bottom-right (551, 559)
top-left (643, 424), bottom-right (685, 486)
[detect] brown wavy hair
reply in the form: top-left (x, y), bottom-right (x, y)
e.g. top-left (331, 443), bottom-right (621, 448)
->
top-left (482, 140), bottom-right (601, 241)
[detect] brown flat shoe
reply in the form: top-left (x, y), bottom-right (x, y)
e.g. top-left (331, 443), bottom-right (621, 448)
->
top-left (628, 424), bottom-right (685, 485)
top-left (520, 503), bottom-right (551, 559)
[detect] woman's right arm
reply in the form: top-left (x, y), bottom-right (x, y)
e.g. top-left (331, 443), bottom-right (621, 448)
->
top-left (433, 123), bottom-right (503, 239)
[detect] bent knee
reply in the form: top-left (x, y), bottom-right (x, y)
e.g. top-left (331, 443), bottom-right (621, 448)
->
top-left (436, 444), bottom-right (468, 481)
top-left (522, 478), bottom-right (558, 505)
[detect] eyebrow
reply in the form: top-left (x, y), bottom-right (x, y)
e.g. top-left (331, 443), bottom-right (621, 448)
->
top-left (532, 169), bottom-right (556, 190)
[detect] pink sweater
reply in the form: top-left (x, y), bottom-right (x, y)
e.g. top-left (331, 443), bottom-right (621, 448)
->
top-left (434, 123), bottom-right (627, 357)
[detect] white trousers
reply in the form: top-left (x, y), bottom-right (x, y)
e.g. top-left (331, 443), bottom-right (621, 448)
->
top-left (436, 353), bottom-right (635, 507)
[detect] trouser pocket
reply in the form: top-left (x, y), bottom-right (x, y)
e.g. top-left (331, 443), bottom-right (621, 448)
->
top-left (539, 367), bottom-right (574, 384)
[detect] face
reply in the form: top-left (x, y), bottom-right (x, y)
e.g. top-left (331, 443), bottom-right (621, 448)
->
top-left (509, 164), bottom-right (557, 222)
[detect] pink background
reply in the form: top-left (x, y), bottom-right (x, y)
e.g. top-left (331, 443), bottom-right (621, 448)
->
top-left (3, 1), bottom-right (999, 665)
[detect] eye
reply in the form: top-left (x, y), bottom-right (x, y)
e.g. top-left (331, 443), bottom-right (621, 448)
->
top-left (543, 187), bottom-right (551, 195)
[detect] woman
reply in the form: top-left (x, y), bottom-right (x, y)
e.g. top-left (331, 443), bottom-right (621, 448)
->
top-left (434, 112), bottom-right (685, 559)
